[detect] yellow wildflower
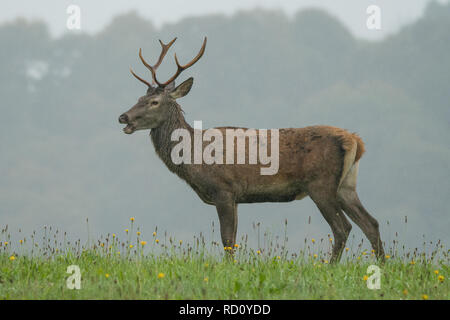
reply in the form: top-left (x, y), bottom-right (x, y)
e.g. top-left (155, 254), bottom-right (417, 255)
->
top-left (152, 232), bottom-right (156, 237)
top-left (438, 275), bottom-right (444, 283)
top-left (234, 244), bottom-right (239, 248)
top-left (130, 217), bottom-right (135, 222)
top-left (434, 270), bottom-right (439, 275)
top-left (345, 247), bottom-right (349, 252)
top-left (410, 260), bottom-right (416, 265)
top-left (403, 289), bottom-right (408, 296)
top-left (105, 273), bottom-right (110, 278)
top-left (313, 254), bottom-right (318, 259)
top-left (137, 231), bottom-right (141, 236)
top-left (385, 255), bottom-right (391, 259)
top-left (256, 250), bottom-right (261, 255)
top-left (125, 229), bottom-right (129, 233)
top-left (9, 255), bottom-right (15, 261)
top-left (129, 244), bottom-right (133, 248)
top-left (422, 294), bottom-right (428, 300)
top-left (311, 238), bottom-right (315, 244)
top-left (112, 233), bottom-right (116, 238)
top-left (204, 277), bottom-right (209, 282)
top-left (19, 240), bottom-right (23, 244)
top-left (141, 241), bottom-right (147, 246)
top-left (157, 273), bottom-right (165, 279)
top-left (155, 239), bottom-right (159, 244)
top-left (363, 275), bottom-right (369, 281)
top-left (179, 240), bottom-right (182, 245)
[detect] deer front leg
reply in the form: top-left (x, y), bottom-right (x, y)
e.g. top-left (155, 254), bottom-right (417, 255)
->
top-left (215, 195), bottom-right (238, 250)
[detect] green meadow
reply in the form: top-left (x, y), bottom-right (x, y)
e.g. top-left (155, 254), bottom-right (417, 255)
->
top-left (0, 221), bottom-right (448, 300)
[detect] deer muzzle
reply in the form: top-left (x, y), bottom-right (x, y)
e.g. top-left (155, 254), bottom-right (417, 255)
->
top-left (119, 113), bottom-right (136, 134)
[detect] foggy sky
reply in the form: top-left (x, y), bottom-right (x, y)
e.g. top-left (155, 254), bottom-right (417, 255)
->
top-left (2, 0), bottom-right (448, 40)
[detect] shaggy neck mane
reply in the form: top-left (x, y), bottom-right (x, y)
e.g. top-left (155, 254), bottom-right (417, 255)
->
top-left (150, 102), bottom-right (193, 178)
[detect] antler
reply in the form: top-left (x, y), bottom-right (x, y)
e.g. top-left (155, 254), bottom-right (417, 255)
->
top-left (130, 37), bottom-right (207, 88)
top-left (130, 68), bottom-right (152, 87)
top-left (158, 37), bottom-right (207, 87)
top-left (130, 37), bottom-right (177, 87)
top-left (139, 38), bottom-right (177, 86)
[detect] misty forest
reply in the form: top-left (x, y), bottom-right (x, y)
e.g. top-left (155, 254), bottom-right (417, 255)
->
top-left (0, 2), bottom-right (449, 250)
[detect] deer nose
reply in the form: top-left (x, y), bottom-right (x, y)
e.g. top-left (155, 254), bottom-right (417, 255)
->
top-left (119, 113), bottom-right (128, 124)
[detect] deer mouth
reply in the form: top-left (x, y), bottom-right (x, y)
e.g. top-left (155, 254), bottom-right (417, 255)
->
top-left (123, 124), bottom-right (136, 134)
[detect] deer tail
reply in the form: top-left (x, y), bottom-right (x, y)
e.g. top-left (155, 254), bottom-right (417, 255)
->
top-left (337, 132), bottom-right (365, 189)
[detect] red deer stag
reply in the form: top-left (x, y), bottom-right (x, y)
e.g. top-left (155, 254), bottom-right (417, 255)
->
top-left (118, 37), bottom-right (385, 262)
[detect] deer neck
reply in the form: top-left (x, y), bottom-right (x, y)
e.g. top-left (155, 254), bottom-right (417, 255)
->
top-left (150, 103), bottom-right (193, 177)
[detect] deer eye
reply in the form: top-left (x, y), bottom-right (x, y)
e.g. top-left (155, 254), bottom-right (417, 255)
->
top-left (151, 101), bottom-right (159, 106)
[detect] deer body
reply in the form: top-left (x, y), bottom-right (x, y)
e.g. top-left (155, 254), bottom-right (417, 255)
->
top-left (119, 37), bottom-right (385, 262)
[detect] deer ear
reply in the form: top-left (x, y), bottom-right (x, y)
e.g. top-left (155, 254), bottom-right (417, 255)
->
top-left (169, 77), bottom-right (193, 99)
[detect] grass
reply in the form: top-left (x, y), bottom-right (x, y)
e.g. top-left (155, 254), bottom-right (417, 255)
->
top-left (0, 219), bottom-right (448, 300)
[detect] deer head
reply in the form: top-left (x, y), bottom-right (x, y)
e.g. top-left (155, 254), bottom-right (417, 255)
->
top-left (119, 37), bottom-right (207, 134)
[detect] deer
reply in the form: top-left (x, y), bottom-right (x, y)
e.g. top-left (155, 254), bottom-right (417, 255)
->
top-left (118, 37), bottom-right (385, 263)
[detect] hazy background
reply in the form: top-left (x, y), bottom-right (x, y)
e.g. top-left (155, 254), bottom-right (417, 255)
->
top-left (0, 1), bottom-right (449, 252)
top-left (1, 0), bottom-right (449, 40)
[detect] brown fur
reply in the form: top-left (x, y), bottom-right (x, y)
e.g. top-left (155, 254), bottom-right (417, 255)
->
top-left (151, 120), bottom-right (362, 205)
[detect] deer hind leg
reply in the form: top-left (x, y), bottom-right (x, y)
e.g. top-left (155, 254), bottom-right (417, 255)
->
top-left (337, 162), bottom-right (385, 261)
top-left (215, 194), bottom-right (238, 251)
top-left (308, 181), bottom-right (352, 263)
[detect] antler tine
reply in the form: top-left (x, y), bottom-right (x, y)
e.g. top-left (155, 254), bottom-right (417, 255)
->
top-left (154, 38), bottom-right (177, 69)
top-left (129, 67), bottom-right (152, 88)
top-left (161, 36), bottom-right (207, 87)
top-left (139, 38), bottom-right (177, 86)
